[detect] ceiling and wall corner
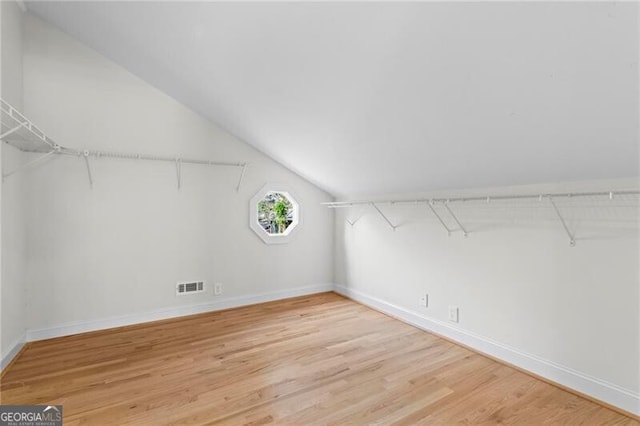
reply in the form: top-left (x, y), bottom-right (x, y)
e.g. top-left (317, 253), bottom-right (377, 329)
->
top-left (25, 1), bottom-right (639, 198)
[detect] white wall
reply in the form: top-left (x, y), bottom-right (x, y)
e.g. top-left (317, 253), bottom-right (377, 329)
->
top-left (20, 14), bottom-right (333, 335)
top-left (335, 179), bottom-right (639, 414)
top-left (1, 0), bottom-right (3, 366)
top-left (0, 0), bottom-right (27, 366)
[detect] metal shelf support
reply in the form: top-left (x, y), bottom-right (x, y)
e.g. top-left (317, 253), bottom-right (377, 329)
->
top-left (346, 214), bottom-right (364, 227)
top-left (236, 163), bottom-right (248, 192)
top-left (175, 158), bottom-right (182, 190)
top-left (2, 144), bottom-right (60, 181)
top-left (444, 202), bottom-right (468, 237)
top-left (372, 203), bottom-right (397, 231)
top-left (549, 197), bottom-right (576, 247)
top-left (427, 201), bottom-right (453, 236)
top-left (83, 150), bottom-right (93, 189)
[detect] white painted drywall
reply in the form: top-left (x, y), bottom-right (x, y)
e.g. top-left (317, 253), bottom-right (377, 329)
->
top-left (0, 0), bottom-right (27, 364)
top-left (0, 0), bottom-right (3, 364)
top-left (26, 2), bottom-right (640, 197)
top-left (21, 14), bottom-right (334, 332)
top-left (335, 180), bottom-right (639, 399)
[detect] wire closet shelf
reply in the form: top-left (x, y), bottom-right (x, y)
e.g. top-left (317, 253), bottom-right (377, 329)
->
top-left (323, 190), bottom-right (640, 247)
top-left (0, 98), bottom-right (249, 190)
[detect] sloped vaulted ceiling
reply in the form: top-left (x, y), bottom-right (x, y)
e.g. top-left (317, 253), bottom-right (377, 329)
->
top-left (26, 1), bottom-right (638, 197)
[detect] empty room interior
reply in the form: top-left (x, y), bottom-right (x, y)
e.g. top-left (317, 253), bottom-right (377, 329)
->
top-left (0, 1), bottom-right (639, 424)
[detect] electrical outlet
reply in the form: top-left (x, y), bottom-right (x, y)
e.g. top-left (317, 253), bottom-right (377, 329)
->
top-left (420, 293), bottom-right (428, 307)
top-left (448, 306), bottom-right (459, 323)
top-left (214, 283), bottom-right (223, 296)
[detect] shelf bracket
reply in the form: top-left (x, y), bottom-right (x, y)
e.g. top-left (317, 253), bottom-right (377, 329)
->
top-left (549, 197), bottom-right (575, 247)
top-left (346, 213), bottom-right (363, 227)
top-left (427, 201), bottom-right (453, 236)
top-left (236, 163), bottom-right (248, 192)
top-left (444, 202), bottom-right (468, 237)
top-left (83, 150), bottom-right (93, 189)
top-left (372, 203), bottom-right (397, 231)
top-left (2, 144), bottom-right (60, 181)
top-left (175, 158), bottom-right (182, 190)
top-left (0, 121), bottom-right (28, 140)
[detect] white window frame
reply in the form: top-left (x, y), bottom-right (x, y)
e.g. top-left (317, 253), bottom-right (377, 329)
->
top-left (249, 184), bottom-right (301, 244)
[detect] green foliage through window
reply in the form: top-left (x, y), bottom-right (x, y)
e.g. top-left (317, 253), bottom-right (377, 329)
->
top-left (258, 192), bottom-right (294, 234)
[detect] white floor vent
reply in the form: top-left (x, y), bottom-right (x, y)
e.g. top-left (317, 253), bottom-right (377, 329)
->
top-left (176, 281), bottom-right (205, 295)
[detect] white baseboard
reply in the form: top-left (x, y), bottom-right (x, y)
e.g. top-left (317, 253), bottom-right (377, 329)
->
top-left (26, 283), bottom-right (334, 342)
top-left (1, 333), bottom-right (26, 372)
top-left (334, 284), bottom-right (640, 417)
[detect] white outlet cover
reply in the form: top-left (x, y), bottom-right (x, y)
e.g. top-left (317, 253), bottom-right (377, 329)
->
top-left (448, 306), bottom-right (459, 323)
top-left (214, 283), bottom-right (223, 295)
top-left (420, 294), bottom-right (428, 307)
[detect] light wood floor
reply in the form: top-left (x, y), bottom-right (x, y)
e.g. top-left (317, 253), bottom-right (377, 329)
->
top-left (1, 293), bottom-right (637, 425)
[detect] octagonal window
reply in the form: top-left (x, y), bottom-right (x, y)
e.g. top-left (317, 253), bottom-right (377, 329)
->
top-left (250, 185), bottom-right (301, 244)
top-left (258, 192), bottom-right (295, 235)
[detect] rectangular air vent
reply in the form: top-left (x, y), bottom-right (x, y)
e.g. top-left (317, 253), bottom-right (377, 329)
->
top-left (176, 281), bottom-right (205, 296)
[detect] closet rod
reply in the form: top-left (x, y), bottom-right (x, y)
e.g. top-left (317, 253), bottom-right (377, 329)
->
top-left (322, 190), bottom-right (640, 208)
top-left (58, 146), bottom-right (245, 168)
top-left (58, 147), bottom-right (248, 191)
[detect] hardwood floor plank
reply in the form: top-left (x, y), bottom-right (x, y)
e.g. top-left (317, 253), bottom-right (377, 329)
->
top-left (1, 293), bottom-right (637, 425)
